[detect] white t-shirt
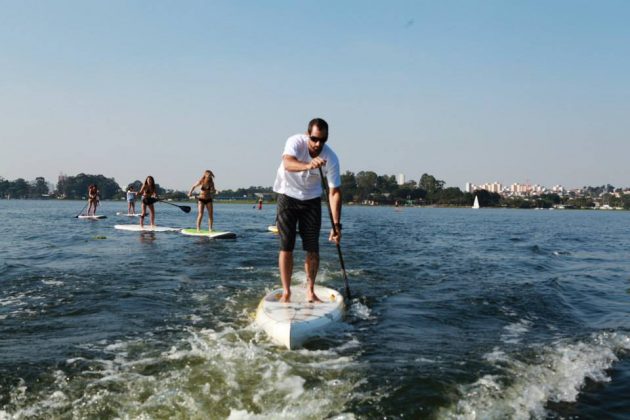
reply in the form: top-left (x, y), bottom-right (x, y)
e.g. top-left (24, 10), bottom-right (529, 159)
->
top-left (273, 134), bottom-right (341, 201)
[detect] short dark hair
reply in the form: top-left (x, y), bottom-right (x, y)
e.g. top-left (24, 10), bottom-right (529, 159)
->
top-left (308, 118), bottom-right (328, 135)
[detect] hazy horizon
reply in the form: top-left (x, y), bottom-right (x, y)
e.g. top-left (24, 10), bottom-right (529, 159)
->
top-left (2, 1), bottom-right (629, 191)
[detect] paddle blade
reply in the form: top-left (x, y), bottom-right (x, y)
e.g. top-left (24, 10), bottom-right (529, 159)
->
top-left (180, 206), bottom-right (192, 213)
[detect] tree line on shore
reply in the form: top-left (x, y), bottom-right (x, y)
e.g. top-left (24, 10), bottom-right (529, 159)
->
top-left (2, 172), bottom-right (629, 209)
top-left (0, 173), bottom-right (272, 202)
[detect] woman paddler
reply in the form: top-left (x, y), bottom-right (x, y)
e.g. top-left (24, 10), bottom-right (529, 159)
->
top-left (138, 176), bottom-right (158, 228)
top-left (86, 184), bottom-right (100, 216)
top-left (188, 170), bottom-right (216, 232)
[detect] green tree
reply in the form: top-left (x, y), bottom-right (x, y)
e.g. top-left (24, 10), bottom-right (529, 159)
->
top-left (355, 171), bottom-right (378, 201)
top-left (31, 177), bottom-right (49, 197)
top-left (56, 173), bottom-right (121, 199)
top-left (419, 173), bottom-right (445, 194)
top-left (129, 180), bottom-right (143, 191)
top-left (569, 197), bottom-right (595, 209)
top-left (474, 189), bottom-right (501, 207)
top-left (436, 187), bottom-right (466, 205)
top-left (376, 175), bottom-right (398, 194)
top-left (419, 173), bottom-right (445, 203)
top-left (340, 171), bottom-right (357, 202)
top-left (0, 177), bottom-right (9, 198)
top-left (8, 178), bottom-right (30, 198)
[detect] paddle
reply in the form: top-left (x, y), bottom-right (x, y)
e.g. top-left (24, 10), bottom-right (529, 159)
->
top-left (318, 166), bottom-right (351, 300)
top-left (157, 199), bottom-right (191, 213)
top-left (74, 202), bottom-right (88, 218)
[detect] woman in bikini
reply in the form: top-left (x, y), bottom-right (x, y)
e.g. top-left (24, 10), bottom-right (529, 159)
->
top-left (188, 170), bottom-right (216, 232)
top-left (87, 184), bottom-right (100, 216)
top-left (138, 176), bottom-right (158, 228)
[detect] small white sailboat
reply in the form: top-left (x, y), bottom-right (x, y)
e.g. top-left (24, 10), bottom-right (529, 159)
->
top-left (472, 195), bottom-right (480, 209)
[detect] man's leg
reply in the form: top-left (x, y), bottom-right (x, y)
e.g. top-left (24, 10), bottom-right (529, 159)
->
top-left (299, 197), bottom-right (322, 302)
top-left (279, 250), bottom-right (293, 302)
top-left (305, 251), bottom-right (321, 302)
top-left (277, 194), bottom-right (297, 302)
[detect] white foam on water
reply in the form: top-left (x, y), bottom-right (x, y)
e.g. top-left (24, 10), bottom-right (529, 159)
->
top-left (348, 301), bottom-right (372, 321)
top-left (439, 331), bottom-right (630, 419)
top-left (334, 337), bottom-right (363, 353)
top-left (500, 319), bottom-right (532, 344)
top-left (499, 306), bottom-right (518, 317)
top-left (483, 348), bottom-right (510, 364)
top-left (0, 294), bottom-right (26, 307)
top-left (41, 279), bottom-right (64, 286)
top-left (415, 357), bottom-right (438, 364)
top-left (2, 323), bottom-right (366, 419)
top-left (191, 292), bottom-right (209, 303)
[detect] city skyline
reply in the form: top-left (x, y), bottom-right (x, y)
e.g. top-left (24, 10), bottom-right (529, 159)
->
top-left (1, 1), bottom-right (629, 190)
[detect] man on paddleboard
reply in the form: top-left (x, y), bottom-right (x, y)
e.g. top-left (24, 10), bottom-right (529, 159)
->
top-left (273, 118), bottom-right (342, 303)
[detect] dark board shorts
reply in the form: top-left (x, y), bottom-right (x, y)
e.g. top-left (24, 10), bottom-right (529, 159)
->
top-left (276, 194), bottom-right (321, 252)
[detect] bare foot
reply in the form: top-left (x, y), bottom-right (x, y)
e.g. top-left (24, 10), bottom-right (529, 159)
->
top-left (307, 292), bottom-right (323, 303)
top-left (279, 292), bottom-right (291, 303)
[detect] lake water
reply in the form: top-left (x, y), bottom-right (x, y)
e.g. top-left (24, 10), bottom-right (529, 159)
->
top-left (1, 200), bottom-right (630, 419)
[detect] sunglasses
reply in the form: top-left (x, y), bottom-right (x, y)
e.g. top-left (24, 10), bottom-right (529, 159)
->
top-left (309, 135), bottom-right (327, 144)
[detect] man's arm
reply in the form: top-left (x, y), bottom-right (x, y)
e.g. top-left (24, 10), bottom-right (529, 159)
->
top-left (329, 186), bottom-right (342, 244)
top-left (283, 155), bottom-right (326, 172)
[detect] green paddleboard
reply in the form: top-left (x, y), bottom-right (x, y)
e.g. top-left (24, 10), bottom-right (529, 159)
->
top-left (180, 229), bottom-right (236, 239)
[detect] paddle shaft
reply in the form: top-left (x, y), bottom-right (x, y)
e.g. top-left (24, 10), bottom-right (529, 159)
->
top-left (157, 199), bottom-right (191, 213)
top-left (318, 166), bottom-right (351, 300)
top-left (74, 202), bottom-right (88, 218)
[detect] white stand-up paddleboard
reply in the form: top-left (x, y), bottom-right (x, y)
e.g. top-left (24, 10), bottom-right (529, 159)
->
top-left (78, 215), bottom-right (107, 219)
top-left (267, 225), bottom-right (278, 234)
top-left (255, 285), bottom-right (344, 350)
top-left (116, 212), bottom-right (140, 217)
top-left (180, 228), bottom-right (236, 239)
top-left (114, 224), bottom-right (179, 232)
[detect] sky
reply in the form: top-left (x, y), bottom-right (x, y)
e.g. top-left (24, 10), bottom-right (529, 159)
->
top-left (1, 0), bottom-right (629, 191)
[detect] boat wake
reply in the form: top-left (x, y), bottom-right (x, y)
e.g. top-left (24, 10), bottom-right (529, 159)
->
top-left (438, 331), bottom-right (630, 419)
top-left (0, 323), bottom-right (367, 419)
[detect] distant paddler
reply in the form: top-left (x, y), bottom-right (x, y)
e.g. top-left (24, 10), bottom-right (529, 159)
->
top-left (138, 175), bottom-right (158, 228)
top-left (86, 184), bottom-right (100, 216)
top-left (126, 185), bottom-right (137, 215)
top-left (272, 118), bottom-right (342, 303)
top-left (188, 170), bottom-right (216, 232)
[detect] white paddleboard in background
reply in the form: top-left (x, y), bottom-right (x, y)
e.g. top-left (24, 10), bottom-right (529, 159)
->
top-left (267, 225), bottom-right (278, 234)
top-left (78, 215), bottom-right (107, 219)
top-left (180, 228), bottom-right (236, 239)
top-left (116, 212), bottom-right (140, 217)
top-left (114, 224), bottom-right (179, 232)
top-left (255, 285), bottom-right (344, 350)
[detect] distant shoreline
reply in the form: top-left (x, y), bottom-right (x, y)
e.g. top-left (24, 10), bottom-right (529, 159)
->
top-left (2, 198), bottom-right (627, 211)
